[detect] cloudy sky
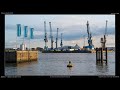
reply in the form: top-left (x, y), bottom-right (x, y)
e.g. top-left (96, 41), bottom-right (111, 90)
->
top-left (5, 15), bottom-right (115, 48)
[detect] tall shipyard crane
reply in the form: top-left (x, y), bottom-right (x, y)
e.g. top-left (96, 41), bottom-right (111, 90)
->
top-left (86, 21), bottom-right (94, 49)
top-left (101, 20), bottom-right (108, 49)
top-left (60, 33), bottom-right (63, 47)
top-left (49, 22), bottom-right (54, 50)
top-left (55, 28), bottom-right (58, 49)
top-left (104, 20), bottom-right (108, 47)
top-left (44, 21), bottom-right (48, 51)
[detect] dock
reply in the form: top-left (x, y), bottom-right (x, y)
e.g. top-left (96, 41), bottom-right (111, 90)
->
top-left (5, 50), bottom-right (38, 63)
top-left (42, 50), bottom-right (92, 53)
top-left (96, 47), bottom-right (108, 64)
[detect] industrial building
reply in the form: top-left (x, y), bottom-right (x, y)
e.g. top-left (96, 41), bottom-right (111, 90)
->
top-left (57, 44), bottom-right (80, 51)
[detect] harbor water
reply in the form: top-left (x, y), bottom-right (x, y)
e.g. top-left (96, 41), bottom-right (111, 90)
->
top-left (5, 52), bottom-right (115, 76)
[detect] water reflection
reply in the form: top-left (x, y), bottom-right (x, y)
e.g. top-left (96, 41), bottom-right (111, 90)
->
top-left (67, 67), bottom-right (73, 70)
top-left (5, 61), bottom-right (38, 68)
top-left (5, 63), bottom-right (17, 67)
top-left (5, 53), bottom-right (115, 75)
top-left (17, 61), bottom-right (38, 68)
top-left (96, 63), bottom-right (108, 74)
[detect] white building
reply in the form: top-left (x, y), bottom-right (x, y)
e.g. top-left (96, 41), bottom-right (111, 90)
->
top-left (20, 43), bottom-right (26, 50)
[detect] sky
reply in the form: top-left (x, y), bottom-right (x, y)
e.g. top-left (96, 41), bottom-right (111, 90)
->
top-left (5, 15), bottom-right (115, 49)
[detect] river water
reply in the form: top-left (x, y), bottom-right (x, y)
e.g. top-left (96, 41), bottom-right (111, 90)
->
top-left (5, 52), bottom-right (115, 76)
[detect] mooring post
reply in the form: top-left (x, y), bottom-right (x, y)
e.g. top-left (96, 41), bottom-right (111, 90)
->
top-left (96, 48), bottom-right (98, 62)
top-left (101, 48), bottom-right (103, 63)
top-left (99, 48), bottom-right (101, 62)
top-left (97, 48), bottom-right (100, 61)
top-left (106, 48), bottom-right (107, 64)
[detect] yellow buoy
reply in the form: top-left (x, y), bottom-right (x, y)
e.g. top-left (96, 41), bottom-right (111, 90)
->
top-left (67, 61), bottom-right (73, 67)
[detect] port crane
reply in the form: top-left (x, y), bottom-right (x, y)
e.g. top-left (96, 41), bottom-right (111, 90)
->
top-left (104, 20), bottom-right (108, 48)
top-left (60, 33), bottom-right (63, 47)
top-left (86, 21), bottom-right (94, 49)
top-left (44, 21), bottom-right (48, 51)
top-left (101, 20), bottom-right (108, 49)
top-left (55, 28), bottom-right (58, 49)
top-left (49, 22), bottom-right (54, 50)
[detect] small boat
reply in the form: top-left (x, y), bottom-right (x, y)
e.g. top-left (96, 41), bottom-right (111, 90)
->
top-left (67, 61), bottom-right (73, 67)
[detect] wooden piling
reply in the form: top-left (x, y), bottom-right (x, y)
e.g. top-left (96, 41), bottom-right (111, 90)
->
top-left (96, 48), bottom-right (98, 62)
top-left (101, 48), bottom-right (103, 63)
top-left (105, 48), bottom-right (107, 64)
top-left (96, 47), bottom-right (108, 64)
top-left (98, 48), bottom-right (100, 62)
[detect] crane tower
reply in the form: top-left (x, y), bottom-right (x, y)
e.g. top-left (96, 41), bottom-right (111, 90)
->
top-left (44, 21), bottom-right (48, 51)
top-left (83, 21), bottom-right (94, 50)
top-left (49, 22), bottom-right (54, 50)
top-left (60, 33), bottom-right (63, 47)
top-left (55, 28), bottom-right (58, 49)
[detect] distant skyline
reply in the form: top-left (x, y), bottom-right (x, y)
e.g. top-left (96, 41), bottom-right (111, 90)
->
top-left (5, 15), bottom-right (115, 48)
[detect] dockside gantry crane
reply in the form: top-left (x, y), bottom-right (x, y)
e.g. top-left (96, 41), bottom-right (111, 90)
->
top-left (101, 20), bottom-right (108, 49)
top-left (49, 22), bottom-right (54, 50)
top-left (86, 21), bottom-right (94, 49)
top-left (55, 28), bottom-right (58, 49)
top-left (44, 21), bottom-right (48, 51)
top-left (60, 33), bottom-right (63, 48)
top-left (104, 20), bottom-right (108, 48)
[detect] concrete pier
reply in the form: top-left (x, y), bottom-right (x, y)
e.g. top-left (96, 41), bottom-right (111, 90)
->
top-left (5, 50), bottom-right (38, 63)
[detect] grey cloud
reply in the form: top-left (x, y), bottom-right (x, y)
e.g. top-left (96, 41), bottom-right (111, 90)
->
top-left (5, 25), bottom-right (16, 30)
top-left (92, 27), bottom-right (115, 36)
top-left (5, 24), bottom-right (115, 41)
top-left (62, 27), bottom-right (115, 41)
top-left (5, 24), bottom-right (61, 32)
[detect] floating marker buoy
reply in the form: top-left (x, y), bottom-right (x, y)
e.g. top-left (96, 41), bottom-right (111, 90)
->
top-left (67, 61), bottom-right (73, 67)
